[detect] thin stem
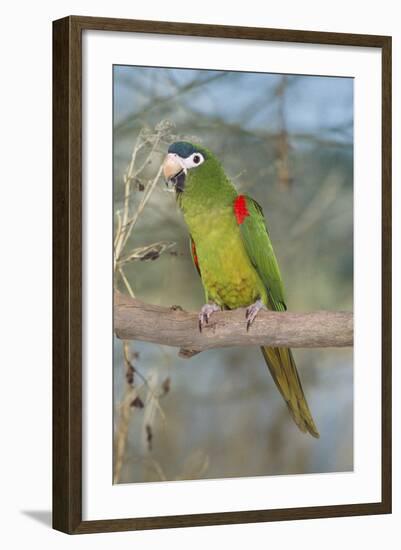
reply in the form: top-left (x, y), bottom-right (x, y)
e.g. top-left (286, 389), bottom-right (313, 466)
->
top-left (120, 164), bottom-right (163, 250)
top-left (113, 341), bottom-right (137, 484)
top-left (118, 267), bottom-right (135, 298)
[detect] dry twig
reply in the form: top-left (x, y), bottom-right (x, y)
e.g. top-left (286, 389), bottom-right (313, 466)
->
top-left (113, 342), bottom-right (139, 483)
top-left (113, 123), bottom-right (175, 483)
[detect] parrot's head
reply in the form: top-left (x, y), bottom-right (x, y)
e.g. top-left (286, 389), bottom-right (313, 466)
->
top-left (162, 141), bottom-right (215, 194)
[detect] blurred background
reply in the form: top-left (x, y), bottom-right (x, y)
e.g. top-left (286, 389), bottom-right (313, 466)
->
top-left (113, 66), bottom-right (353, 484)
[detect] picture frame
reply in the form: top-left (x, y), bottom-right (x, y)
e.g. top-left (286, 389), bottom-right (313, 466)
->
top-left (53, 15), bottom-right (392, 534)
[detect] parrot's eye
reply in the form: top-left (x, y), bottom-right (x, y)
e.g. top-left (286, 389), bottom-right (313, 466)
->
top-left (186, 152), bottom-right (204, 168)
top-left (180, 151), bottom-right (205, 170)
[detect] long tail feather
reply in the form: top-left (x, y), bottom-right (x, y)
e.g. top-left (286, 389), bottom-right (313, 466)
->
top-left (261, 346), bottom-right (319, 438)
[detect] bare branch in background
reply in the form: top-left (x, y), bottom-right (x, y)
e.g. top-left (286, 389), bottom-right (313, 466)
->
top-left (173, 102), bottom-right (352, 151)
top-left (115, 73), bottom-right (228, 134)
top-left (114, 123), bottom-right (168, 270)
top-left (275, 75), bottom-right (292, 190)
top-left (113, 122), bottom-right (176, 483)
top-left (113, 341), bottom-right (139, 484)
top-left (114, 293), bottom-right (353, 353)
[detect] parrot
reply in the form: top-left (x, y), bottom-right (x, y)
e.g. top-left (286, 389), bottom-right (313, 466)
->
top-left (162, 141), bottom-right (319, 438)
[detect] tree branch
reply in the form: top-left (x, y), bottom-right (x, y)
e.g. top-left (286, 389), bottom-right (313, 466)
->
top-left (114, 293), bottom-right (353, 355)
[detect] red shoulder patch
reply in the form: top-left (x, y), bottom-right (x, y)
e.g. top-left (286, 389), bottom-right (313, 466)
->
top-left (234, 195), bottom-right (250, 225)
top-left (191, 239), bottom-right (199, 270)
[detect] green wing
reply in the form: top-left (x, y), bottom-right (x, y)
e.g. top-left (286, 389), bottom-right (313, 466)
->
top-left (237, 195), bottom-right (319, 438)
top-left (237, 196), bottom-right (286, 311)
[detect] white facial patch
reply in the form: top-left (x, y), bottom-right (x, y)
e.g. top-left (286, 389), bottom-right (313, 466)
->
top-left (181, 152), bottom-right (205, 170)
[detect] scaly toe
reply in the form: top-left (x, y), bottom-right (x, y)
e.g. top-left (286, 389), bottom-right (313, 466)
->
top-left (198, 303), bottom-right (221, 332)
top-left (245, 299), bottom-right (265, 331)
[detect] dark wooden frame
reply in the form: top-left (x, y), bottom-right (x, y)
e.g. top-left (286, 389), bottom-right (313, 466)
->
top-left (53, 15), bottom-right (392, 534)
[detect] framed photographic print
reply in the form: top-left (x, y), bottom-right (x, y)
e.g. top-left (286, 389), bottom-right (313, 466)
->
top-left (52, 16), bottom-right (392, 534)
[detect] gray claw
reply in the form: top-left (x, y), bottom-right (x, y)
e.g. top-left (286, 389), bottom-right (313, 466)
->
top-left (198, 303), bottom-right (221, 332)
top-left (245, 299), bottom-right (266, 331)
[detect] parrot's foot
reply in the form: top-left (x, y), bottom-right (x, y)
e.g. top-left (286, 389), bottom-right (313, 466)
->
top-left (245, 299), bottom-right (266, 331)
top-left (198, 303), bottom-right (221, 332)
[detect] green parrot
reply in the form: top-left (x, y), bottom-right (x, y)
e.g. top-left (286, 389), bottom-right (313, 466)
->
top-left (163, 141), bottom-right (319, 438)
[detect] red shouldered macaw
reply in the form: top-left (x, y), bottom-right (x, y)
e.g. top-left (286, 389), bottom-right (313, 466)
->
top-left (163, 141), bottom-right (319, 437)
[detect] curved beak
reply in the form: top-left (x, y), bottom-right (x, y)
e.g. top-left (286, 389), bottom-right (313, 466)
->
top-left (163, 153), bottom-right (183, 181)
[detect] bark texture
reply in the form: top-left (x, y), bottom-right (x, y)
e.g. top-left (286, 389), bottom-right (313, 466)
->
top-left (114, 292), bottom-right (353, 355)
